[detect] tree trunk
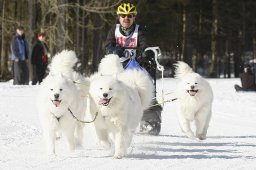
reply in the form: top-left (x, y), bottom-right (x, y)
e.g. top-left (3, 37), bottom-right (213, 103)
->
top-left (253, 38), bottom-right (256, 78)
top-left (184, 5), bottom-right (192, 66)
top-left (81, 0), bottom-right (88, 74)
top-left (56, 0), bottom-right (66, 51)
top-left (75, 0), bottom-right (80, 54)
top-left (210, 0), bottom-right (218, 77)
top-left (1, 0), bottom-right (8, 77)
top-left (181, 6), bottom-right (186, 61)
top-left (27, 0), bottom-right (36, 81)
top-left (91, 13), bottom-right (101, 72)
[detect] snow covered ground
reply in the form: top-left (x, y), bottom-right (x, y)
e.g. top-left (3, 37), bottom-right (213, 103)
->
top-left (0, 78), bottom-right (256, 170)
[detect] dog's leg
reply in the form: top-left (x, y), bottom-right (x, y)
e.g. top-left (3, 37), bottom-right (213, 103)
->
top-left (125, 130), bottom-right (133, 149)
top-left (62, 123), bottom-right (76, 152)
top-left (44, 129), bottom-right (56, 155)
top-left (178, 115), bottom-right (195, 139)
top-left (93, 119), bottom-right (111, 149)
top-left (92, 116), bottom-right (111, 149)
top-left (113, 126), bottom-right (128, 159)
top-left (90, 101), bottom-right (111, 149)
top-left (74, 99), bottom-right (86, 147)
top-left (65, 130), bottom-right (76, 152)
top-left (94, 127), bottom-right (111, 149)
top-left (195, 109), bottom-right (212, 140)
top-left (74, 122), bottom-right (84, 147)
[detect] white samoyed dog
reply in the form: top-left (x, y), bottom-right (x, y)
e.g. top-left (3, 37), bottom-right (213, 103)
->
top-left (89, 54), bottom-right (154, 159)
top-left (37, 50), bottom-right (89, 155)
top-left (174, 61), bottom-right (213, 140)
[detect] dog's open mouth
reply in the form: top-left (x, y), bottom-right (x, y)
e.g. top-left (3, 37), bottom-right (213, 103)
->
top-left (98, 97), bottom-right (112, 106)
top-left (52, 100), bottom-right (62, 107)
top-left (187, 90), bottom-right (198, 96)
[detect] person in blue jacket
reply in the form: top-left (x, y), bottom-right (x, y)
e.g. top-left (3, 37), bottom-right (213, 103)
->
top-left (10, 26), bottom-right (29, 85)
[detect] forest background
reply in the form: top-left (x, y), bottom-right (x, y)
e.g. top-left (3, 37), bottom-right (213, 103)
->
top-left (0, 0), bottom-right (256, 80)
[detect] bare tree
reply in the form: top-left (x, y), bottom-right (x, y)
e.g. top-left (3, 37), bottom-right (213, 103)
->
top-left (0, 0), bottom-right (8, 77)
top-left (210, 0), bottom-right (218, 77)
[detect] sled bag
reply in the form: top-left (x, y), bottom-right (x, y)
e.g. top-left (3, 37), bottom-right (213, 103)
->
top-left (124, 57), bottom-right (143, 70)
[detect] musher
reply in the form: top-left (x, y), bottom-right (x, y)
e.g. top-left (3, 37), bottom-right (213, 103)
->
top-left (104, 2), bottom-right (162, 135)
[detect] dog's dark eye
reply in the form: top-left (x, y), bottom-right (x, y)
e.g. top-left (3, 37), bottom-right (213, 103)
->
top-left (195, 83), bottom-right (198, 84)
top-left (109, 88), bottom-right (112, 90)
top-left (100, 88), bottom-right (102, 90)
top-left (50, 89), bottom-right (53, 91)
top-left (60, 89), bottom-right (63, 91)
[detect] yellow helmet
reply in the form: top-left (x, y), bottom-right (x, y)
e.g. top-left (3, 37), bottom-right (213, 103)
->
top-left (116, 3), bottom-right (137, 15)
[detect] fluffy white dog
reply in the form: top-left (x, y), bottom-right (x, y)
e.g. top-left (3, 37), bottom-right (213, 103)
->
top-left (37, 50), bottom-right (89, 155)
top-left (89, 54), bottom-right (154, 159)
top-left (174, 61), bottom-right (213, 140)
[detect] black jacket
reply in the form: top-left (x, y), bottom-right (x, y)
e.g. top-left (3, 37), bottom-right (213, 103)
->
top-left (240, 72), bottom-right (256, 90)
top-left (31, 40), bottom-right (48, 65)
top-left (104, 24), bottom-right (148, 58)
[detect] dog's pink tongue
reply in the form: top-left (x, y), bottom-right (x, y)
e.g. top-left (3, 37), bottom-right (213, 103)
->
top-left (52, 100), bottom-right (61, 107)
top-left (189, 91), bottom-right (197, 96)
top-left (98, 98), bottom-right (108, 105)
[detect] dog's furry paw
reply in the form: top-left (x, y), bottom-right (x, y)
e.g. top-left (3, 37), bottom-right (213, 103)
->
top-left (184, 131), bottom-right (196, 140)
top-left (113, 154), bottom-right (123, 159)
top-left (196, 134), bottom-right (206, 140)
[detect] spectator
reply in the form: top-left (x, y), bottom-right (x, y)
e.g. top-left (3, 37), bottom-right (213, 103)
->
top-left (10, 26), bottom-right (29, 85)
top-left (234, 64), bottom-right (256, 92)
top-left (31, 32), bottom-right (49, 85)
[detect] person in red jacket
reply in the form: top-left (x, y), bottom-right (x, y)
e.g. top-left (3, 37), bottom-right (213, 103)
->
top-left (104, 3), bottom-right (162, 135)
top-left (234, 64), bottom-right (256, 92)
top-left (31, 32), bottom-right (49, 85)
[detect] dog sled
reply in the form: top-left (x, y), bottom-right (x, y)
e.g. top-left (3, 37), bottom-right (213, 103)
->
top-left (122, 47), bottom-right (165, 135)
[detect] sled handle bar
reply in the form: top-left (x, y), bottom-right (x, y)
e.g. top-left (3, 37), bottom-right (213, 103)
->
top-left (144, 47), bottom-right (164, 72)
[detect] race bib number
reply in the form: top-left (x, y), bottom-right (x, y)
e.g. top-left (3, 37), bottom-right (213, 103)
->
top-left (120, 49), bottom-right (137, 62)
top-left (124, 49), bottom-right (136, 58)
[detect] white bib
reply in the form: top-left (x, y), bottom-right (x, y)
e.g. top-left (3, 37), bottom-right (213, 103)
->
top-left (115, 24), bottom-right (139, 61)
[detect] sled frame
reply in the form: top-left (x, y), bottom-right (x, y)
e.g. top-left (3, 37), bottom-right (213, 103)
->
top-left (144, 47), bottom-right (165, 107)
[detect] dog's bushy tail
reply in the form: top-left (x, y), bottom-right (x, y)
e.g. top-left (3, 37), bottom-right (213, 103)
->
top-left (98, 54), bottom-right (124, 75)
top-left (174, 61), bottom-right (194, 78)
top-left (119, 69), bottom-right (154, 110)
top-left (48, 50), bottom-right (90, 93)
top-left (49, 50), bottom-right (78, 77)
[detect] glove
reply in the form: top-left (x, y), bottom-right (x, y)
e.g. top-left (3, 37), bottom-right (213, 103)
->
top-left (142, 50), bottom-right (155, 62)
top-left (105, 45), bottom-right (124, 57)
top-left (112, 46), bottom-right (124, 57)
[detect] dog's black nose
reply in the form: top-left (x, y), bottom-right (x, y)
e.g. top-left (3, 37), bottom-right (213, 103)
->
top-left (103, 93), bottom-right (108, 98)
top-left (54, 93), bottom-right (59, 99)
top-left (191, 85), bottom-right (195, 89)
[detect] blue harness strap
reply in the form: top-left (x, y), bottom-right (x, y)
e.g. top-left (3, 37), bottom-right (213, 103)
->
top-left (124, 57), bottom-right (143, 70)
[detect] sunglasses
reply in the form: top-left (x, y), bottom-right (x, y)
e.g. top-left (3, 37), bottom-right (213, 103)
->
top-left (120, 14), bottom-right (134, 18)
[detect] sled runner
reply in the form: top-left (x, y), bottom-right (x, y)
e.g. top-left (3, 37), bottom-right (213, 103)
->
top-left (124, 47), bottom-right (165, 135)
